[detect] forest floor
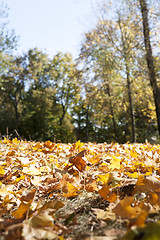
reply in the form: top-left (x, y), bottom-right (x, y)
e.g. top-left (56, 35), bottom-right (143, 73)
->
top-left (0, 139), bottom-right (160, 240)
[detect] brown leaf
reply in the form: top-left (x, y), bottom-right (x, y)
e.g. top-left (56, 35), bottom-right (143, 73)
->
top-left (69, 150), bottom-right (87, 172)
top-left (30, 209), bottom-right (54, 228)
top-left (112, 196), bottom-right (143, 219)
top-left (20, 189), bottom-right (37, 202)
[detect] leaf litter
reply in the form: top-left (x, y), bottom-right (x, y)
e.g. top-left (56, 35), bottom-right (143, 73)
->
top-left (1, 138), bottom-right (160, 239)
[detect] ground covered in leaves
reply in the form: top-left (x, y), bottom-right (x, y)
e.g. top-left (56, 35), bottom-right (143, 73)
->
top-left (1, 139), bottom-right (160, 239)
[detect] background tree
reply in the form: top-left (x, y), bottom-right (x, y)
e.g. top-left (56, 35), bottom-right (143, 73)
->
top-left (0, 55), bottom-right (27, 134)
top-left (0, 2), bottom-right (18, 137)
top-left (78, 0), bottom-right (158, 142)
top-left (138, 0), bottom-right (160, 135)
top-left (50, 52), bottom-right (81, 141)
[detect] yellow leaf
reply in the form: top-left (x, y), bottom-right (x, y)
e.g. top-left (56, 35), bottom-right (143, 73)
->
top-left (97, 173), bottom-right (111, 184)
top-left (122, 221), bottom-right (160, 240)
top-left (126, 172), bottom-right (138, 179)
top-left (12, 138), bottom-right (20, 144)
top-left (130, 151), bottom-right (138, 158)
top-left (16, 175), bottom-right (26, 182)
top-left (0, 166), bottom-right (5, 176)
top-left (108, 157), bottom-right (121, 170)
top-left (75, 140), bottom-right (84, 150)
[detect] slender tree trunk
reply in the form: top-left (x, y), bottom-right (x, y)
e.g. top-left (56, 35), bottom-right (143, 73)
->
top-left (118, 16), bottom-right (136, 142)
top-left (119, 16), bottom-right (136, 142)
top-left (106, 83), bottom-right (118, 140)
top-left (85, 107), bottom-right (89, 142)
top-left (139, 0), bottom-right (160, 135)
top-left (14, 102), bottom-right (20, 131)
top-left (126, 64), bottom-right (136, 142)
top-left (59, 105), bottom-right (66, 126)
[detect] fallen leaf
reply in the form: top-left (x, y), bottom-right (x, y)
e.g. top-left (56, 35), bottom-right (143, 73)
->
top-left (108, 157), bottom-right (121, 170)
top-left (93, 208), bottom-right (116, 221)
top-left (30, 209), bottom-right (54, 228)
top-left (12, 189), bottom-right (36, 219)
top-left (69, 150), bottom-right (87, 172)
top-left (63, 182), bottom-right (78, 198)
top-left (98, 185), bottom-right (110, 200)
top-left (112, 196), bottom-right (143, 219)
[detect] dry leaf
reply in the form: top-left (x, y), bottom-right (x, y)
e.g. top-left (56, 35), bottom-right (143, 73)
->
top-left (112, 196), bottom-right (143, 219)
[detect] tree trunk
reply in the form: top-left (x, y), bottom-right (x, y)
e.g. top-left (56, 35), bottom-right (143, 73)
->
top-left (106, 83), bottom-right (118, 140)
top-left (126, 64), bottom-right (136, 142)
top-left (85, 107), bottom-right (89, 142)
top-left (139, 0), bottom-right (160, 135)
top-left (14, 101), bottom-right (20, 132)
top-left (59, 104), bottom-right (66, 126)
top-left (118, 15), bottom-right (136, 142)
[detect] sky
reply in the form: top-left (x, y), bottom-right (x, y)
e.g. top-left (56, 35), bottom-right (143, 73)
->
top-left (4, 0), bottom-right (99, 59)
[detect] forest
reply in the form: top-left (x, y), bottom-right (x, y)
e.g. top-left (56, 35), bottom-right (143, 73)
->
top-left (0, 0), bottom-right (160, 144)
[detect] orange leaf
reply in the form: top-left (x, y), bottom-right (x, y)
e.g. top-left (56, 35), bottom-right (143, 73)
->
top-left (113, 196), bottom-right (143, 219)
top-left (12, 189), bottom-right (36, 219)
top-left (148, 192), bottom-right (159, 205)
top-left (69, 150), bottom-right (86, 172)
top-left (107, 192), bottom-right (117, 202)
top-left (7, 150), bottom-right (15, 156)
top-left (63, 182), bottom-right (78, 198)
top-left (12, 201), bottom-right (31, 219)
top-left (69, 150), bottom-right (86, 163)
top-left (134, 212), bottom-right (148, 227)
top-left (85, 180), bottom-right (98, 192)
top-left (98, 185), bottom-right (109, 200)
top-left (44, 140), bottom-right (55, 149)
top-left (89, 156), bottom-right (100, 165)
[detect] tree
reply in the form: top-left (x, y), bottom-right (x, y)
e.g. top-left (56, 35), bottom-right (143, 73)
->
top-left (21, 48), bottom-right (56, 140)
top-left (138, 0), bottom-right (160, 135)
top-left (0, 56), bottom-right (27, 133)
top-left (50, 52), bottom-right (81, 141)
top-left (78, 0), bottom-right (160, 142)
top-left (0, 2), bottom-right (17, 72)
top-left (0, 2), bottom-right (18, 136)
top-left (79, 15), bottom-right (143, 142)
